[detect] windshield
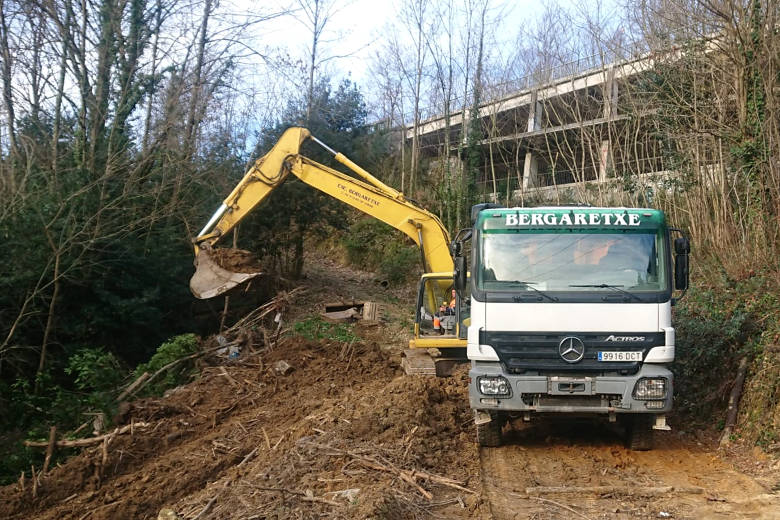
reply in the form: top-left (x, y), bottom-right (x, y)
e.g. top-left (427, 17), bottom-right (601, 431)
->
top-left (477, 230), bottom-right (667, 293)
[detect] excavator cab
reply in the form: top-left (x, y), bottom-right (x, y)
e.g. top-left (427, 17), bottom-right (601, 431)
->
top-left (414, 275), bottom-right (469, 338)
top-left (403, 273), bottom-right (468, 375)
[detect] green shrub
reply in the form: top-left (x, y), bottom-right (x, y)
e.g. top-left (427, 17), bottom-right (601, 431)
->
top-left (673, 269), bottom-right (778, 432)
top-left (133, 333), bottom-right (200, 396)
top-left (343, 218), bottom-right (418, 283)
top-left (379, 241), bottom-right (418, 283)
top-left (65, 347), bottom-right (123, 392)
top-left (293, 317), bottom-right (358, 343)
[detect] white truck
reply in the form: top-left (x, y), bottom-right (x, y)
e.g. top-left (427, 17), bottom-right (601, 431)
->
top-left (453, 204), bottom-right (690, 450)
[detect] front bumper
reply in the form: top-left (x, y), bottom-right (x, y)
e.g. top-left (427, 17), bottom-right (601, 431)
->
top-left (469, 362), bottom-right (673, 414)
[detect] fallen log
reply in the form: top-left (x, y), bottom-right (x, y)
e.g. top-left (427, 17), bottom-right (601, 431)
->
top-left (41, 426), bottom-right (57, 474)
top-left (117, 371), bottom-right (150, 402)
top-left (24, 422), bottom-right (151, 448)
top-left (720, 357), bottom-right (748, 448)
top-left (524, 485), bottom-right (704, 496)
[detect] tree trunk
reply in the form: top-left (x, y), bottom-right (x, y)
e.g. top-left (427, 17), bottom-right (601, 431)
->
top-left (51, 1), bottom-right (73, 181)
top-left (185, 0), bottom-right (212, 157)
top-left (0, 0), bottom-right (20, 164)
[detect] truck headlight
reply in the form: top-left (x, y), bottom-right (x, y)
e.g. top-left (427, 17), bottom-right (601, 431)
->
top-left (633, 378), bottom-right (667, 400)
top-left (478, 376), bottom-right (511, 397)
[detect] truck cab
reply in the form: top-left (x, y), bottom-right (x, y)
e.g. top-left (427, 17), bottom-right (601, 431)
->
top-left (459, 205), bottom-right (690, 450)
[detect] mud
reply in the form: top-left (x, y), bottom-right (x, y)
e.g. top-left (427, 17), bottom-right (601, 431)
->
top-left (482, 421), bottom-right (780, 519)
top-left (0, 337), bottom-right (485, 520)
top-left (208, 248), bottom-right (263, 273)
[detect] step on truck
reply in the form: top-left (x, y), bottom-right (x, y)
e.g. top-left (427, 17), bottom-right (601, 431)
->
top-left (453, 204), bottom-right (690, 450)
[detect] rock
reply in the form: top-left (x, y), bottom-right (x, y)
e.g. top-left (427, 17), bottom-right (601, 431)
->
top-left (331, 488), bottom-right (360, 502)
top-left (157, 508), bottom-right (180, 520)
top-left (273, 360), bottom-right (293, 375)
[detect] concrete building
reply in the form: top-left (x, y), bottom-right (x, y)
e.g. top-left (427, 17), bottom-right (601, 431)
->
top-left (406, 53), bottom-right (673, 202)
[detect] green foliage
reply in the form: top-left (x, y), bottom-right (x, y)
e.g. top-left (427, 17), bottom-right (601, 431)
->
top-left (674, 267), bottom-right (779, 436)
top-left (65, 347), bottom-right (123, 392)
top-left (292, 317), bottom-right (358, 343)
top-left (342, 218), bottom-right (419, 284)
top-left (379, 242), bottom-right (419, 284)
top-left (133, 334), bottom-right (200, 397)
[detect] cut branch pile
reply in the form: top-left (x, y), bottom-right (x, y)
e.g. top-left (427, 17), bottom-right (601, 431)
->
top-left (297, 438), bottom-right (475, 500)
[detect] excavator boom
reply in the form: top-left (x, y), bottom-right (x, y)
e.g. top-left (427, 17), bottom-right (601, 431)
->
top-left (191, 127), bottom-right (453, 298)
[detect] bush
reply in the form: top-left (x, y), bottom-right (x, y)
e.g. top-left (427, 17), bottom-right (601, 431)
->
top-left (673, 267), bottom-right (778, 439)
top-left (65, 347), bottom-right (124, 392)
top-left (379, 242), bottom-right (418, 284)
top-left (343, 218), bottom-right (419, 284)
top-left (133, 333), bottom-right (201, 397)
top-left (293, 317), bottom-right (357, 343)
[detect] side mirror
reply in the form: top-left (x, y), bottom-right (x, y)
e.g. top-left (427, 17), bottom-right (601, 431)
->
top-left (454, 256), bottom-right (467, 292)
top-left (674, 237), bottom-right (690, 291)
top-left (470, 203), bottom-right (503, 223)
top-left (674, 237), bottom-right (690, 255)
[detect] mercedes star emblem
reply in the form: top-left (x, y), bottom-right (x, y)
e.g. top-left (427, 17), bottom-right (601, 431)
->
top-left (559, 336), bottom-right (585, 363)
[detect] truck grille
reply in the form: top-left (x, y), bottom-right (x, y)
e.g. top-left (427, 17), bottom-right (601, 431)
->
top-left (480, 331), bottom-right (664, 374)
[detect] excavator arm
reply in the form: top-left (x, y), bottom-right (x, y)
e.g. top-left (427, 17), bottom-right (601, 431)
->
top-left (191, 127), bottom-right (453, 298)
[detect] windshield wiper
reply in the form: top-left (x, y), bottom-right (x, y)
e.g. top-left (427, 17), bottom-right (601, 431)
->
top-left (569, 284), bottom-right (642, 302)
top-left (506, 281), bottom-right (558, 302)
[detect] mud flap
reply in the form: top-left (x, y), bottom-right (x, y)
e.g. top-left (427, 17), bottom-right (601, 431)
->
top-left (190, 250), bottom-right (262, 299)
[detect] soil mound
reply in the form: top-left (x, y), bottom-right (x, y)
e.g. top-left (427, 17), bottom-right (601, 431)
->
top-left (0, 335), bottom-right (485, 519)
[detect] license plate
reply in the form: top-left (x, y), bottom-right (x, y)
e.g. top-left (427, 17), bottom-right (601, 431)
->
top-left (598, 351), bottom-right (642, 362)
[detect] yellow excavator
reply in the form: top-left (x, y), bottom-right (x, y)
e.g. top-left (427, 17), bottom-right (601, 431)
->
top-left (190, 127), bottom-right (467, 371)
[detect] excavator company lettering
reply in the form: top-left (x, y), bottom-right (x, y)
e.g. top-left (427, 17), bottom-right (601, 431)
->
top-left (504, 213), bottom-right (641, 227)
top-left (337, 183), bottom-right (380, 207)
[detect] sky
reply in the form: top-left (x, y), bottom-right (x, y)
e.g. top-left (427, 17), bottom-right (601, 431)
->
top-left (250, 0), bottom-right (557, 86)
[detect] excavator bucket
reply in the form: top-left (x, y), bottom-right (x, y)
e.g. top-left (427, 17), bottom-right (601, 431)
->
top-left (190, 248), bottom-right (262, 299)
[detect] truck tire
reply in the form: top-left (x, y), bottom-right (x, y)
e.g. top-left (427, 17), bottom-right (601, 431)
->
top-left (477, 414), bottom-right (503, 447)
top-left (626, 414), bottom-right (654, 451)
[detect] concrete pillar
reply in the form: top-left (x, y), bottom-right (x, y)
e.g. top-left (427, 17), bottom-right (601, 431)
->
top-left (603, 65), bottom-right (618, 119)
top-left (527, 90), bottom-right (542, 132)
top-left (598, 140), bottom-right (612, 181)
top-left (522, 152), bottom-right (538, 190)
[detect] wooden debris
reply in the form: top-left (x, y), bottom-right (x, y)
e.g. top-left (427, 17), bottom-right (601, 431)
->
top-left (362, 301), bottom-right (379, 321)
top-left (238, 447), bottom-right (258, 467)
top-left (524, 485), bottom-right (705, 496)
top-left (252, 486), bottom-right (340, 507)
top-left (321, 307), bottom-right (361, 322)
top-left (117, 371), bottom-right (150, 402)
top-left (42, 426), bottom-right (57, 475)
top-left (322, 299), bottom-right (376, 323)
top-left (24, 422), bottom-right (151, 448)
top-left (720, 357), bottom-right (748, 448)
top-left (298, 439), bottom-right (474, 499)
top-left (529, 496), bottom-right (591, 520)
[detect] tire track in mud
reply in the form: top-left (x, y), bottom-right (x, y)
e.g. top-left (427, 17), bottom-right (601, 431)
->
top-left (480, 420), bottom-right (780, 519)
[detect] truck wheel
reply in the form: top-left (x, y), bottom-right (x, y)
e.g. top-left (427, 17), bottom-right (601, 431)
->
top-left (626, 415), bottom-right (654, 451)
top-left (477, 414), bottom-right (503, 447)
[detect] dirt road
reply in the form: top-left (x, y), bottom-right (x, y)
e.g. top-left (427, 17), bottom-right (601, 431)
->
top-left (481, 421), bottom-right (780, 519)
